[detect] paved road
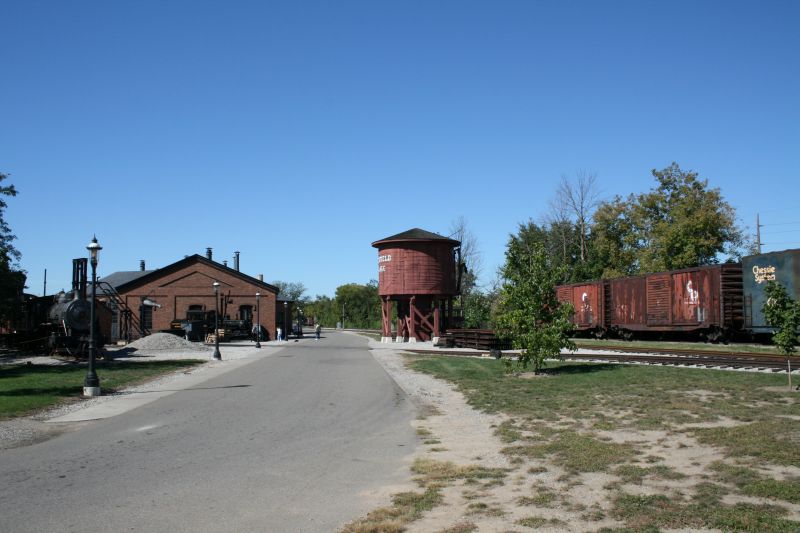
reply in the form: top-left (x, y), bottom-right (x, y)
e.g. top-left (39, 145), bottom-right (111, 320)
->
top-left (0, 331), bottom-right (416, 532)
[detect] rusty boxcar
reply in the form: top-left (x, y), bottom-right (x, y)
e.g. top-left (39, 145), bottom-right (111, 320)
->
top-left (557, 263), bottom-right (743, 340)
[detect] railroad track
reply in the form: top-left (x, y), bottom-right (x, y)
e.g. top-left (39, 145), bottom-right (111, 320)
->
top-left (405, 347), bottom-right (800, 372)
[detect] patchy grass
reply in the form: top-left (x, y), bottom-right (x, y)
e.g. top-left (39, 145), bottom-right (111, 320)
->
top-left (711, 462), bottom-right (800, 504)
top-left (411, 458), bottom-right (509, 487)
top-left (0, 360), bottom-right (204, 419)
top-left (611, 491), bottom-right (800, 532)
top-left (434, 522), bottom-right (477, 533)
top-left (407, 355), bottom-right (800, 530)
top-left (503, 431), bottom-right (636, 474)
top-left (495, 420), bottom-right (524, 443)
top-left (516, 515), bottom-right (566, 528)
top-left (613, 464), bottom-right (686, 485)
top-left (340, 487), bottom-right (442, 533)
top-left (695, 420), bottom-right (800, 467)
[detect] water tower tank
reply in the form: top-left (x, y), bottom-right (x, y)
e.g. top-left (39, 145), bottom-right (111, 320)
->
top-left (372, 228), bottom-right (461, 343)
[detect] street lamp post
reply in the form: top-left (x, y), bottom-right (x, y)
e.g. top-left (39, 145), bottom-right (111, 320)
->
top-left (255, 292), bottom-right (261, 348)
top-left (212, 281), bottom-right (222, 360)
top-left (283, 301), bottom-right (288, 341)
top-left (84, 236), bottom-right (102, 397)
top-left (296, 307), bottom-right (303, 338)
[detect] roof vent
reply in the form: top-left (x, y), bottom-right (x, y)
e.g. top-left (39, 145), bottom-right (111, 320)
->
top-left (206, 247), bottom-right (213, 260)
top-left (140, 260), bottom-right (146, 271)
top-left (234, 251), bottom-right (240, 272)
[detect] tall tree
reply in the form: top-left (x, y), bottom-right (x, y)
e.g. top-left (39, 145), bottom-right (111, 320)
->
top-left (494, 229), bottom-right (575, 374)
top-left (271, 281), bottom-right (307, 302)
top-left (335, 281), bottom-right (381, 329)
top-left (554, 171), bottom-right (600, 263)
top-left (449, 215), bottom-right (482, 296)
top-left (634, 163), bottom-right (745, 272)
top-left (590, 163), bottom-right (747, 277)
top-left (0, 172), bottom-right (25, 326)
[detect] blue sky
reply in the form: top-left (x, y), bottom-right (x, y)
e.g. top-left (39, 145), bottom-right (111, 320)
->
top-left (2, 0), bottom-right (798, 297)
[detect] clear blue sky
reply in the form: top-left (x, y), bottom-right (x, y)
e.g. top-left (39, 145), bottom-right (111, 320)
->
top-left (2, 1), bottom-right (798, 298)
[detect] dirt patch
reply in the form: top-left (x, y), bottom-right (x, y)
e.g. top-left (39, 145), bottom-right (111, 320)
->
top-left (363, 344), bottom-right (800, 532)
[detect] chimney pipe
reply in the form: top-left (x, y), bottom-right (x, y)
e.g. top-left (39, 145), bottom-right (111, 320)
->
top-left (234, 251), bottom-right (240, 272)
top-left (223, 260), bottom-right (228, 267)
top-left (258, 274), bottom-right (263, 282)
top-left (206, 247), bottom-right (213, 260)
top-left (140, 260), bottom-right (145, 271)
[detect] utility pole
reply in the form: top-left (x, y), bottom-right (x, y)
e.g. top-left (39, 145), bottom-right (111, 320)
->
top-left (756, 213), bottom-right (762, 254)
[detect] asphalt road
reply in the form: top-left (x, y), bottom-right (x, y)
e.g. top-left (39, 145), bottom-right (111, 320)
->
top-left (0, 331), bottom-right (416, 532)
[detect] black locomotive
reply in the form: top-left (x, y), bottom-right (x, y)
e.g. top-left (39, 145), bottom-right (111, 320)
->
top-left (4, 258), bottom-right (103, 356)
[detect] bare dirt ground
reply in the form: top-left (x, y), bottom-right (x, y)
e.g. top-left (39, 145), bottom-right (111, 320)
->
top-left (365, 338), bottom-right (800, 532)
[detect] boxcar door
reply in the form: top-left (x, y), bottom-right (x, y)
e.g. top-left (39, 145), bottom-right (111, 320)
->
top-left (572, 284), bottom-right (599, 327)
top-left (646, 274), bottom-right (671, 326)
top-left (671, 271), bottom-right (711, 325)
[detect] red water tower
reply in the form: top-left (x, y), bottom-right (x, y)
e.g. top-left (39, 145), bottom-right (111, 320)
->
top-left (372, 228), bottom-right (461, 343)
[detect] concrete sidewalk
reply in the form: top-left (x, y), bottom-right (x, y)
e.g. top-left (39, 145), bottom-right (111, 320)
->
top-left (47, 342), bottom-right (288, 423)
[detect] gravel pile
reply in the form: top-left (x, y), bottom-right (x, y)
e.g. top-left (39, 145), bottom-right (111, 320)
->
top-left (127, 332), bottom-right (211, 352)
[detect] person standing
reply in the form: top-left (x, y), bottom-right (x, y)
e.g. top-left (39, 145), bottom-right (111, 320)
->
top-left (314, 323), bottom-right (321, 340)
top-left (277, 327), bottom-right (282, 342)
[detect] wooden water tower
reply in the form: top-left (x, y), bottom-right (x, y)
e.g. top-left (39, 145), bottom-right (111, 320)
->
top-left (372, 228), bottom-right (461, 343)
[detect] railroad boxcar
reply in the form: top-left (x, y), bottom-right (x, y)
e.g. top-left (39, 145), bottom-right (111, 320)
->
top-left (557, 263), bottom-right (743, 341)
top-left (742, 248), bottom-right (800, 334)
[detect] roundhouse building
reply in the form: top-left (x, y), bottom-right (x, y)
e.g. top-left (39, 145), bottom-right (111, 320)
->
top-left (97, 250), bottom-right (279, 342)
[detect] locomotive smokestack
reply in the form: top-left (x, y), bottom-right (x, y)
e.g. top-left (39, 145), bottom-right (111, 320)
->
top-left (140, 260), bottom-right (145, 271)
top-left (206, 247), bottom-right (213, 260)
top-left (234, 251), bottom-right (240, 272)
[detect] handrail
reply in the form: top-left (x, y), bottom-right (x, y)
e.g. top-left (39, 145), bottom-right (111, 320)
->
top-left (95, 281), bottom-right (149, 339)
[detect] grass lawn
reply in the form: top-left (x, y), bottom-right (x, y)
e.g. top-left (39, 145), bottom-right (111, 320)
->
top-left (408, 355), bottom-right (800, 532)
top-left (0, 360), bottom-right (204, 419)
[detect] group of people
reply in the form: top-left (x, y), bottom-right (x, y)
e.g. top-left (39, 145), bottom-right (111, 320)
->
top-left (253, 323), bottom-right (323, 342)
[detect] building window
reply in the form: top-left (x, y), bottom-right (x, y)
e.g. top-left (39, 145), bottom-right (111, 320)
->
top-left (239, 305), bottom-right (253, 321)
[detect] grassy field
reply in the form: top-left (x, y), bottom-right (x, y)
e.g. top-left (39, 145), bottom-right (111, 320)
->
top-left (0, 360), bottom-right (204, 419)
top-left (403, 356), bottom-right (800, 532)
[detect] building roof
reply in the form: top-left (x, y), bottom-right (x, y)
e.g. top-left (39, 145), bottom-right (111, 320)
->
top-left (372, 227), bottom-right (460, 247)
top-left (110, 254), bottom-right (279, 294)
top-left (98, 270), bottom-right (155, 289)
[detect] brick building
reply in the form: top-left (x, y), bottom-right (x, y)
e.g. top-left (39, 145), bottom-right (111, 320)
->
top-left (99, 253), bottom-right (280, 342)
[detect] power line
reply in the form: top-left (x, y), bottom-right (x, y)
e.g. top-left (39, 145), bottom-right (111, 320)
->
top-left (763, 229), bottom-right (800, 235)
top-left (761, 221), bottom-right (800, 227)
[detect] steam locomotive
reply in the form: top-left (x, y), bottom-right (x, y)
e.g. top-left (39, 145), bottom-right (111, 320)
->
top-left (3, 258), bottom-right (103, 356)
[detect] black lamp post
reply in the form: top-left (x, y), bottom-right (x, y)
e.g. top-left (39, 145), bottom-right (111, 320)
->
top-left (84, 236), bottom-right (102, 397)
top-left (283, 301), bottom-right (288, 341)
top-left (212, 281), bottom-right (222, 360)
top-left (255, 292), bottom-right (261, 348)
top-left (296, 306), bottom-right (303, 338)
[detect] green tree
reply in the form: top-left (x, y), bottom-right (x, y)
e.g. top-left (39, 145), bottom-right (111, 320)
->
top-left (0, 173), bottom-right (25, 326)
top-left (762, 281), bottom-right (800, 356)
top-left (494, 232), bottom-right (575, 374)
top-left (590, 163), bottom-right (747, 277)
top-left (272, 281), bottom-right (307, 302)
top-left (335, 281), bottom-right (381, 329)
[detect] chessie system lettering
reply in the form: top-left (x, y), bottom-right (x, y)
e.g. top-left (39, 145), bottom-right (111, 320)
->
top-left (752, 265), bottom-right (776, 284)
